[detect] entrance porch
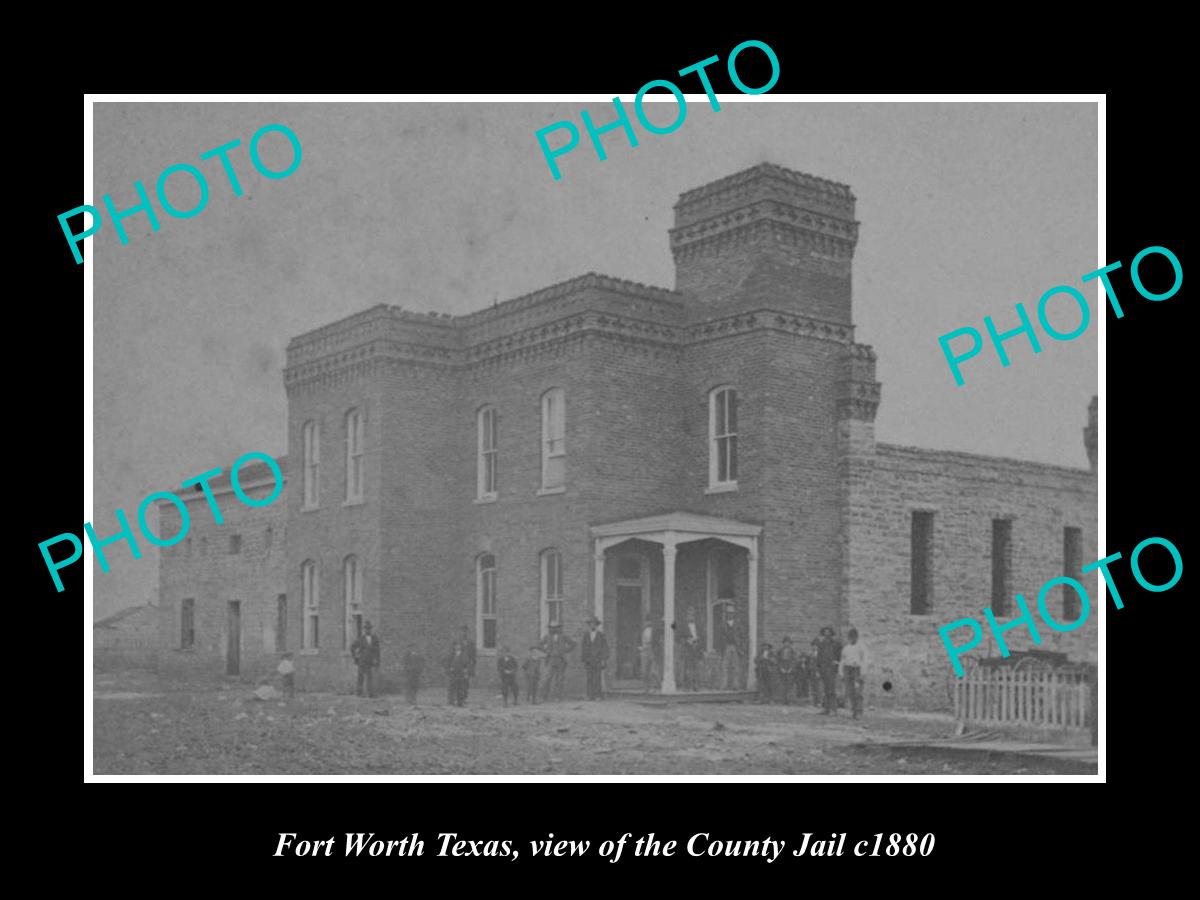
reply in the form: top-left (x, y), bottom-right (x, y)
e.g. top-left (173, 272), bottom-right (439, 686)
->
top-left (590, 512), bottom-right (762, 694)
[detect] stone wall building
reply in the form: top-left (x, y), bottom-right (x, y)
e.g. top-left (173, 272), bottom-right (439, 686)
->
top-left (156, 163), bottom-right (1097, 708)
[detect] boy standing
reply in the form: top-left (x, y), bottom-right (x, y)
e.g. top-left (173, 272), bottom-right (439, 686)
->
top-left (776, 637), bottom-right (798, 704)
top-left (277, 652), bottom-right (295, 698)
top-left (497, 646), bottom-right (520, 706)
top-left (755, 643), bottom-right (777, 703)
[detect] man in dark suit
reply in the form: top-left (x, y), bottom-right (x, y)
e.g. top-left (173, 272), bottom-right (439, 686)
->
top-left (580, 616), bottom-right (609, 700)
top-left (717, 608), bottom-right (744, 690)
top-left (814, 626), bottom-right (843, 715)
top-left (445, 625), bottom-right (476, 706)
top-left (679, 607), bottom-right (702, 691)
top-left (540, 624), bottom-right (577, 702)
top-left (350, 621), bottom-right (381, 698)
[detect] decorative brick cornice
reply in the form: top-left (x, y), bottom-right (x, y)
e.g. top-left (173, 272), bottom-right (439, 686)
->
top-left (671, 200), bottom-right (858, 249)
top-left (674, 163), bottom-right (856, 225)
top-left (838, 342), bottom-right (880, 422)
top-left (458, 272), bottom-right (683, 328)
top-left (687, 309), bottom-right (855, 345)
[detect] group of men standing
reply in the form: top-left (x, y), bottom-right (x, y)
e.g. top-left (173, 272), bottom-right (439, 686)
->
top-left (754, 626), bottom-right (869, 718)
top-left (348, 615), bottom-right (867, 718)
top-left (640, 607), bottom-right (746, 692)
top-left (442, 618), bottom-right (610, 707)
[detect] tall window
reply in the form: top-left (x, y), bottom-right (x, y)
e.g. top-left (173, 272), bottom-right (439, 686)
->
top-left (477, 553), bottom-right (497, 650)
top-left (910, 511), bottom-right (935, 614)
top-left (477, 406), bottom-right (498, 499)
top-left (301, 559), bottom-right (319, 649)
top-left (276, 594), bottom-right (287, 652)
top-left (343, 555), bottom-right (363, 649)
top-left (180, 598), bottom-right (195, 649)
top-left (1063, 526), bottom-right (1083, 621)
top-left (265, 525), bottom-right (273, 552)
top-left (540, 388), bottom-right (566, 490)
top-left (229, 534), bottom-right (242, 555)
top-left (541, 549), bottom-right (563, 635)
top-left (991, 519), bottom-right (1013, 617)
top-left (303, 420), bottom-right (320, 509)
top-left (709, 386), bottom-right (738, 488)
top-left (345, 408), bottom-right (364, 503)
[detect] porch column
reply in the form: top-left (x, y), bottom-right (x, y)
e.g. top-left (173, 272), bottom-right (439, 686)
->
top-left (661, 540), bottom-right (678, 693)
top-left (593, 543), bottom-right (605, 624)
top-left (747, 542), bottom-right (759, 691)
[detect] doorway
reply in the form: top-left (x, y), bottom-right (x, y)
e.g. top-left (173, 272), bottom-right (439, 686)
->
top-left (226, 600), bottom-right (241, 676)
top-left (614, 554), bottom-right (646, 681)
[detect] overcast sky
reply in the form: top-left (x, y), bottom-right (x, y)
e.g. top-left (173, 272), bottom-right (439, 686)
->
top-left (92, 100), bottom-right (1098, 617)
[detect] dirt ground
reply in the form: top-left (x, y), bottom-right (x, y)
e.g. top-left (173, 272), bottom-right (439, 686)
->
top-left (91, 667), bottom-right (1094, 775)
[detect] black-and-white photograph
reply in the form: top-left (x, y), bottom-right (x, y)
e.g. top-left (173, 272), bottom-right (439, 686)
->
top-left (88, 99), bottom-right (1098, 776)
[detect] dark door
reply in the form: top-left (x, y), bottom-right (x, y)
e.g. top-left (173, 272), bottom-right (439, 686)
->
top-left (226, 601), bottom-right (241, 676)
top-left (616, 586), bottom-right (642, 680)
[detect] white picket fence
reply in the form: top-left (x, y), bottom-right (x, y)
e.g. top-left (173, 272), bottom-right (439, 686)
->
top-left (954, 658), bottom-right (1094, 730)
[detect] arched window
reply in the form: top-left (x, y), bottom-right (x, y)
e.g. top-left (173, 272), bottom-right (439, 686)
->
top-left (343, 555), bottom-right (363, 649)
top-left (301, 559), bottom-right (319, 649)
top-left (540, 388), bottom-right (566, 491)
top-left (345, 408), bottom-right (364, 503)
top-left (477, 553), bottom-right (497, 651)
top-left (540, 549), bottom-right (563, 636)
top-left (302, 420), bottom-right (320, 508)
top-left (708, 386), bottom-right (738, 489)
top-left (477, 405), bottom-right (498, 500)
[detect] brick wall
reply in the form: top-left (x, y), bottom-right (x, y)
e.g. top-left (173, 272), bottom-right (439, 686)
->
top-left (154, 162), bottom-right (1097, 714)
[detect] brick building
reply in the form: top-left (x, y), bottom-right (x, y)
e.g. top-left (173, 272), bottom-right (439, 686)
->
top-left (156, 163), bottom-right (1097, 709)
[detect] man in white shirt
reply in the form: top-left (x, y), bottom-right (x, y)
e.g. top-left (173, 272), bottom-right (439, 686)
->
top-left (640, 614), bottom-right (661, 692)
top-left (839, 627), bottom-right (869, 719)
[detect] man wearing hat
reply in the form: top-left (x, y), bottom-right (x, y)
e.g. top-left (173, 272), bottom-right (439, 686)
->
top-left (539, 623), bottom-right (577, 702)
top-left (814, 626), bottom-right (843, 715)
top-left (350, 620), bottom-right (381, 698)
top-left (445, 625), bottom-right (476, 707)
top-left (580, 616), bottom-right (609, 700)
top-left (775, 636), bottom-right (799, 704)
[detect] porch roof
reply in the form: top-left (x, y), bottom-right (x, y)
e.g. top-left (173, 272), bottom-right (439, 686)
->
top-left (590, 511), bottom-right (762, 541)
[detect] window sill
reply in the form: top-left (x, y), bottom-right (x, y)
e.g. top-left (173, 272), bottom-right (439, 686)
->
top-left (476, 646), bottom-right (498, 656)
top-left (705, 481), bottom-right (739, 495)
top-left (301, 504), bottom-right (321, 513)
top-left (300, 648), bottom-right (319, 656)
top-left (342, 498), bottom-right (365, 508)
top-left (536, 485), bottom-right (566, 497)
top-left (474, 494), bottom-right (498, 505)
